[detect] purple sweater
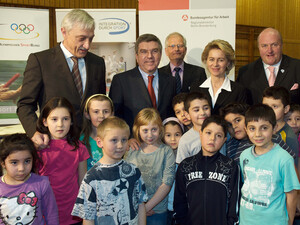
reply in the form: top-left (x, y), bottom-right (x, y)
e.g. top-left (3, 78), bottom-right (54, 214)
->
top-left (0, 173), bottom-right (58, 225)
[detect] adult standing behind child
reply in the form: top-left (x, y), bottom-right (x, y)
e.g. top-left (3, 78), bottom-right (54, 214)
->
top-left (81, 94), bottom-right (114, 170)
top-left (190, 39), bottom-right (249, 115)
top-left (125, 108), bottom-right (175, 225)
top-left (0, 134), bottom-right (58, 225)
top-left (36, 97), bottom-right (89, 225)
top-left (240, 104), bottom-right (300, 225)
top-left (17, 9), bottom-right (106, 149)
top-left (72, 117), bottom-right (148, 225)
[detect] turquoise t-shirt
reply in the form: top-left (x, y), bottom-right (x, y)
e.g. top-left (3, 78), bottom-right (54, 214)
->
top-left (239, 144), bottom-right (300, 225)
top-left (80, 135), bottom-right (103, 170)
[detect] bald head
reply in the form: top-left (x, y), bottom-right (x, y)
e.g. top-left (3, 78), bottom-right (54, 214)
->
top-left (257, 28), bottom-right (283, 65)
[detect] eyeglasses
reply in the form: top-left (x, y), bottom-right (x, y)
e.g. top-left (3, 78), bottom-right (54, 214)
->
top-left (168, 44), bottom-right (185, 49)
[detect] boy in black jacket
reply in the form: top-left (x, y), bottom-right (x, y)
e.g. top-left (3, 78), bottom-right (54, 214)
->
top-left (174, 115), bottom-right (240, 225)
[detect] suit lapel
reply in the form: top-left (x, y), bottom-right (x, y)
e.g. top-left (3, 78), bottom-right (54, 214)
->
top-left (134, 68), bottom-right (153, 106)
top-left (53, 45), bottom-right (82, 100)
top-left (182, 62), bottom-right (189, 90)
top-left (254, 59), bottom-right (269, 90)
top-left (275, 55), bottom-right (289, 85)
top-left (157, 71), bottom-right (168, 109)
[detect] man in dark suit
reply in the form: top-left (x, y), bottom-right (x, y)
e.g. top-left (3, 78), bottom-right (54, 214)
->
top-left (17, 9), bottom-right (106, 147)
top-left (159, 32), bottom-right (206, 93)
top-left (237, 27), bottom-right (300, 104)
top-left (109, 34), bottom-right (176, 129)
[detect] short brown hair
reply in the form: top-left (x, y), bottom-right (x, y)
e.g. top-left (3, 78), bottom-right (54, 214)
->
top-left (132, 108), bottom-right (164, 143)
top-left (97, 116), bottom-right (130, 139)
top-left (202, 39), bottom-right (235, 74)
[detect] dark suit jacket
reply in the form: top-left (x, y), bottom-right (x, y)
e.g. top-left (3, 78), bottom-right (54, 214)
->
top-left (109, 67), bottom-right (176, 129)
top-left (237, 55), bottom-right (300, 104)
top-left (190, 80), bottom-right (249, 115)
top-left (17, 45), bottom-right (106, 137)
top-left (159, 62), bottom-right (206, 92)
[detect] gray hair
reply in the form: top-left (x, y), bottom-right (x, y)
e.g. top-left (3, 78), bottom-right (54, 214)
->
top-left (61, 9), bottom-right (95, 32)
top-left (165, 32), bottom-right (187, 47)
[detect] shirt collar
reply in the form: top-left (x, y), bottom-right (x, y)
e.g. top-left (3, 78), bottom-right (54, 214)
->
top-left (170, 62), bottom-right (184, 72)
top-left (262, 58), bottom-right (282, 70)
top-left (60, 42), bottom-right (73, 59)
top-left (200, 76), bottom-right (232, 92)
top-left (138, 67), bottom-right (159, 78)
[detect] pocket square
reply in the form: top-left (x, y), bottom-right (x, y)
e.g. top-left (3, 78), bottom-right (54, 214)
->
top-left (290, 83), bottom-right (299, 90)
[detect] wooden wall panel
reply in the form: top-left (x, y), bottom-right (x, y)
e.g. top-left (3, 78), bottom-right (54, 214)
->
top-left (0, 0), bottom-right (137, 8)
top-left (236, 0), bottom-right (300, 60)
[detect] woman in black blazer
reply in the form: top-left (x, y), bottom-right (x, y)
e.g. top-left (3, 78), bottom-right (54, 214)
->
top-left (190, 39), bottom-right (250, 114)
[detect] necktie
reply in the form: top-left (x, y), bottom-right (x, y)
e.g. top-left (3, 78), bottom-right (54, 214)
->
top-left (148, 75), bottom-right (157, 108)
top-left (174, 67), bottom-right (182, 94)
top-left (71, 57), bottom-right (83, 98)
top-left (268, 66), bottom-right (276, 87)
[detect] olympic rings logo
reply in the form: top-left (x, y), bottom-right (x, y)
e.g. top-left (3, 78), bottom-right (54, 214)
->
top-left (10, 23), bottom-right (35, 34)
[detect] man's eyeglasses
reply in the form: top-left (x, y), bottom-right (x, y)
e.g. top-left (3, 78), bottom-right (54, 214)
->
top-left (168, 44), bottom-right (185, 49)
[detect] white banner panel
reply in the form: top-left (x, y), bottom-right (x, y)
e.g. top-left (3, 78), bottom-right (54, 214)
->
top-left (0, 7), bottom-right (49, 127)
top-left (56, 9), bottom-right (136, 43)
top-left (139, 0), bottom-right (236, 79)
top-left (0, 7), bottom-right (49, 60)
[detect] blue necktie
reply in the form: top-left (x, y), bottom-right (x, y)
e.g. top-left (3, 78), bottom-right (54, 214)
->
top-left (174, 67), bottom-right (181, 94)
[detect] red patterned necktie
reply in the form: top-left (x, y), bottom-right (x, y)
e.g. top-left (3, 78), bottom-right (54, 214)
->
top-left (148, 75), bottom-right (157, 108)
top-left (71, 57), bottom-right (83, 98)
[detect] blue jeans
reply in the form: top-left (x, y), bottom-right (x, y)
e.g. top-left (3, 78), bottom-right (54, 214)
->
top-left (147, 212), bottom-right (167, 225)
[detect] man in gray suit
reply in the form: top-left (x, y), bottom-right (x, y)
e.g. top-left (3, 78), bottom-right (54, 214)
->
top-left (159, 32), bottom-right (206, 93)
top-left (237, 28), bottom-right (300, 104)
top-left (17, 9), bottom-right (106, 148)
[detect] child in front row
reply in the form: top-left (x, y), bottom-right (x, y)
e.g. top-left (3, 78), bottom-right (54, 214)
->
top-left (240, 104), bottom-right (300, 225)
top-left (81, 94), bottom-right (114, 170)
top-left (0, 134), bottom-right (58, 225)
top-left (220, 102), bottom-right (296, 163)
top-left (174, 115), bottom-right (240, 225)
top-left (176, 92), bottom-right (211, 164)
top-left (37, 97), bottom-right (90, 225)
top-left (262, 86), bottom-right (299, 165)
top-left (72, 117), bottom-right (148, 225)
top-left (125, 108), bottom-right (176, 225)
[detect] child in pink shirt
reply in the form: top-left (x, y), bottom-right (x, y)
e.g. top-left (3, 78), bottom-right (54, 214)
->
top-left (37, 97), bottom-right (89, 224)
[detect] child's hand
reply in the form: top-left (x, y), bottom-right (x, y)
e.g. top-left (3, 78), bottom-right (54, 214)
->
top-left (128, 138), bottom-right (140, 151)
top-left (146, 209), bottom-right (155, 216)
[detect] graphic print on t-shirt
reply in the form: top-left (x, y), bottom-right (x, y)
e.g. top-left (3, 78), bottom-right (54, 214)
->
top-left (0, 191), bottom-right (38, 225)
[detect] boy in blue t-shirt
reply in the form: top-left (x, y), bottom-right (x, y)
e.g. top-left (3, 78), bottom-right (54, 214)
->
top-left (240, 104), bottom-right (300, 225)
top-left (220, 102), bottom-right (296, 163)
top-left (262, 86), bottom-right (299, 165)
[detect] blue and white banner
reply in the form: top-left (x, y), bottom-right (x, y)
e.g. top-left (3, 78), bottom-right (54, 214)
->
top-left (56, 9), bottom-right (136, 42)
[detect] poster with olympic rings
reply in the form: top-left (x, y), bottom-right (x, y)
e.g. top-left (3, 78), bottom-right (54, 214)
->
top-left (0, 6), bottom-right (49, 60)
top-left (0, 6), bottom-right (49, 128)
